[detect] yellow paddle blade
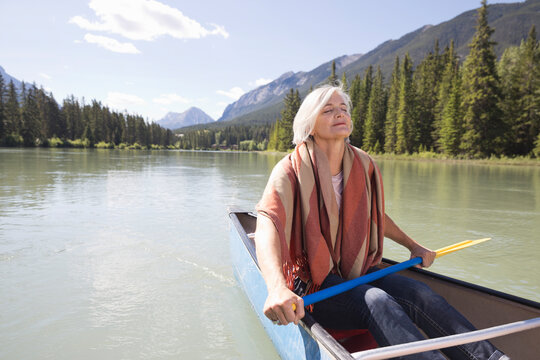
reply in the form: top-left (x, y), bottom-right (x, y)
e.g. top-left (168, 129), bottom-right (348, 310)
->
top-left (435, 238), bottom-right (491, 258)
top-left (435, 240), bottom-right (472, 254)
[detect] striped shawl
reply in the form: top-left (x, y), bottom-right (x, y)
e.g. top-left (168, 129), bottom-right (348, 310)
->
top-left (256, 139), bottom-right (385, 297)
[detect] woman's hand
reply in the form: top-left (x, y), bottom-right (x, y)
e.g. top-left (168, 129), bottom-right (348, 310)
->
top-left (410, 244), bottom-right (436, 268)
top-left (263, 285), bottom-right (305, 326)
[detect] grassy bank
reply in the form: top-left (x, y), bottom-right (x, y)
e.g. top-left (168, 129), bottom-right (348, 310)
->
top-left (370, 151), bottom-right (539, 166)
top-left (261, 149), bottom-right (539, 166)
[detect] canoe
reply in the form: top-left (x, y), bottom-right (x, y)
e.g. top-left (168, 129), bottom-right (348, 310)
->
top-left (228, 209), bottom-right (540, 360)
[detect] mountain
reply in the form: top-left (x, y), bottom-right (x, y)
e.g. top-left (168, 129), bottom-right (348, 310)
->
top-left (0, 66), bottom-right (22, 89)
top-left (156, 107), bottom-right (214, 130)
top-left (212, 0), bottom-right (540, 128)
top-left (218, 54), bottom-right (362, 122)
top-left (340, 0), bottom-right (540, 80)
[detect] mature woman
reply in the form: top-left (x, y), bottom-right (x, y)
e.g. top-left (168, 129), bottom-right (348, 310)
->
top-left (254, 84), bottom-right (507, 359)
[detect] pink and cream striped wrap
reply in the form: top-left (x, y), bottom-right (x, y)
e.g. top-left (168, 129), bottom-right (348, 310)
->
top-left (256, 139), bottom-right (385, 298)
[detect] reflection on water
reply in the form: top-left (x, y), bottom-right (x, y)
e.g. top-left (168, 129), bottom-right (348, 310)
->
top-left (378, 159), bottom-right (539, 300)
top-left (0, 148), bottom-right (538, 359)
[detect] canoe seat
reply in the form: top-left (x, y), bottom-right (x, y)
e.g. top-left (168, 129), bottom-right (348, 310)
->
top-left (325, 328), bottom-right (378, 353)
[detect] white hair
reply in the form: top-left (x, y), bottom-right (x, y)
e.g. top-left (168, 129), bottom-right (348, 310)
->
top-left (292, 82), bottom-right (352, 145)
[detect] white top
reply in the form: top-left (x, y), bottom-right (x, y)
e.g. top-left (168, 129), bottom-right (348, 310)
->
top-left (332, 171), bottom-right (343, 210)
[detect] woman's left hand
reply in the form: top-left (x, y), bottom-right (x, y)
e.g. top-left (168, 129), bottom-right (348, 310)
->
top-left (409, 245), bottom-right (436, 268)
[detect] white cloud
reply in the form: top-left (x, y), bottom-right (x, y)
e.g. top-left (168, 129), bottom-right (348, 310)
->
top-left (105, 92), bottom-right (146, 110)
top-left (40, 73), bottom-right (52, 80)
top-left (251, 78), bottom-right (272, 87)
top-left (217, 87), bottom-right (245, 100)
top-left (69, 0), bottom-right (229, 41)
top-left (152, 93), bottom-right (191, 105)
top-left (84, 33), bottom-right (140, 54)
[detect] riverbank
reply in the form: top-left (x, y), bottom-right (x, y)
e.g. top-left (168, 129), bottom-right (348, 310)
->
top-left (262, 149), bottom-right (540, 167)
top-left (370, 152), bottom-right (540, 166)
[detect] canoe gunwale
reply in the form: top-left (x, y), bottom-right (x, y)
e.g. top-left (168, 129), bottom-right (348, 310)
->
top-left (382, 258), bottom-right (540, 311)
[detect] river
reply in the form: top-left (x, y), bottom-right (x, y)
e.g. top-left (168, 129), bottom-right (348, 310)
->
top-left (0, 148), bottom-right (538, 359)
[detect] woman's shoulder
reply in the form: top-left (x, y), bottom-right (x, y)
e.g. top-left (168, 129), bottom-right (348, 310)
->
top-left (348, 143), bottom-right (374, 161)
top-left (268, 153), bottom-right (295, 180)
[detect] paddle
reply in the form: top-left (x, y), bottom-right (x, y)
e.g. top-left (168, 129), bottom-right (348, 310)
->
top-left (293, 238), bottom-right (490, 311)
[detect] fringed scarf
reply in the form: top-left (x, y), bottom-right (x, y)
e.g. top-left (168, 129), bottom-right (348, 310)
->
top-left (256, 139), bottom-right (385, 306)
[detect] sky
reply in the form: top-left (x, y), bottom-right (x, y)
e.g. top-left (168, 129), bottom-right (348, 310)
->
top-left (0, 0), bottom-right (521, 122)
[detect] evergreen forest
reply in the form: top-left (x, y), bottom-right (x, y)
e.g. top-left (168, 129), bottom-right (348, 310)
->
top-left (0, 82), bottom-right (175, 149)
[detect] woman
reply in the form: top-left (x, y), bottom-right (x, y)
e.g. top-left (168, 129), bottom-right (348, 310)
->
top-left (254, 84), bottom-right (507, 359)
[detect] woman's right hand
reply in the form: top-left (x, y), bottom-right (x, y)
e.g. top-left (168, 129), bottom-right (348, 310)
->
top-left (263, 285), bottom-right (305, 326)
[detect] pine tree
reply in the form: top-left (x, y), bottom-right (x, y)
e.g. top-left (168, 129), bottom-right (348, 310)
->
top-left (0, 73), bottom-right (5, 141)
top-left (277, 89), bottom-right (300, 151)
top-left (384, 57), bottom-right (401, 153)
top-left (363, 67), bottom-right (386, 153)
top-left (4, 80), bottom-right (20, 137)
top-left (439, 69), bottom-right (464, 156)
top-left (513, 26), bottom-right (540, 155)
top-left (328, 60), bottom-right (337, 85)
top-left (498, 45), bottom-right (522, 154)
top-left (350, 66), bottom-right (372, 148)
top-left (414, 40), bottom-right (443, 151)
top-left (434, 41), bottom-right (459, 150)
top-left (341, 72), bottom-right (348, 92)
top-left (62, 95), bottom-right (83, 140)
top-left (461, 0), bottom-right (503, 157)
top-left (20, 85), bottom-right (41, 146)
top-left (396, 53), bottom-right (417, 153)
top-left (535, 132), bottom-right (540, 157)
top-left (267, 119), bottom-right (279, 150)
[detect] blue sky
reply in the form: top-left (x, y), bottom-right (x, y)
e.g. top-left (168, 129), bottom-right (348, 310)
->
top-left (0, 0), bottom-right (520, 121)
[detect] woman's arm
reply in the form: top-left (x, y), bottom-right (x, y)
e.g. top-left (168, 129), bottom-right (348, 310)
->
top-left (384, 213), bottom-right (436, 268)
top-left (254, 214), bottom-right (305, 325)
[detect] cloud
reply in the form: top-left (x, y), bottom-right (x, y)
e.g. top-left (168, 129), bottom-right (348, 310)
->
top-left (152, 93), bottom-right (191, 105)
top-left (251, 78), bottom-right (272, 87)
top-left (217, 87), bottom-right (245, 100)
top-left (40, 73), bottom-right (52, 80)
top-left (105, 92), bottom-right (146, 110)
top-left (70, 0), bottom-right (229, 41)
top-left (83, 34), bottom-right (140, 54)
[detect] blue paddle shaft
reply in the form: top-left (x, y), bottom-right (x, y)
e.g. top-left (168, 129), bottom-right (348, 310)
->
top-left (302, 257), bottom-right (423, 307)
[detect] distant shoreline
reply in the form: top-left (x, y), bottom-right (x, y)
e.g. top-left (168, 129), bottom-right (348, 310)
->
top-left (2, 146), bottom-right (538, 166)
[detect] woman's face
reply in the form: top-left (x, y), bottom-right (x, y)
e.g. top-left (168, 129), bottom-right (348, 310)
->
top-left (311, 91), bottom-right (352, 143)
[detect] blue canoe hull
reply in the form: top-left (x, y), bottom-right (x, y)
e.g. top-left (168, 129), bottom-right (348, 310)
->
top-left (229, 212), bottom-right (351, 360)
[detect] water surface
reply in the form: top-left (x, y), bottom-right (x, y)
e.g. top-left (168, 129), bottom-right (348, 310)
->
top-left (0, 148), bottom-right (538, 359)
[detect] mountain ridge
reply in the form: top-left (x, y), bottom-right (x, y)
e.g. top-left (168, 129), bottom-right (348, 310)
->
top-left (218, 53), bottom-right (363, 122)
top-left (0, 66), bottom-right (22, 89)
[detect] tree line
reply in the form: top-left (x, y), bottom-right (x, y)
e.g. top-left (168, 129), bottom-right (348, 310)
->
top-left (269, 1), bottom-right (539, 158)
top-left (0, 80), bottom-right (175, 149)
top-left (175, 124), bottom-right (271, 150)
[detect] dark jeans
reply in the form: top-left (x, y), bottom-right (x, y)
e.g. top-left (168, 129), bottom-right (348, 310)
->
top-left (311, 270), bottom-right (507, 360)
